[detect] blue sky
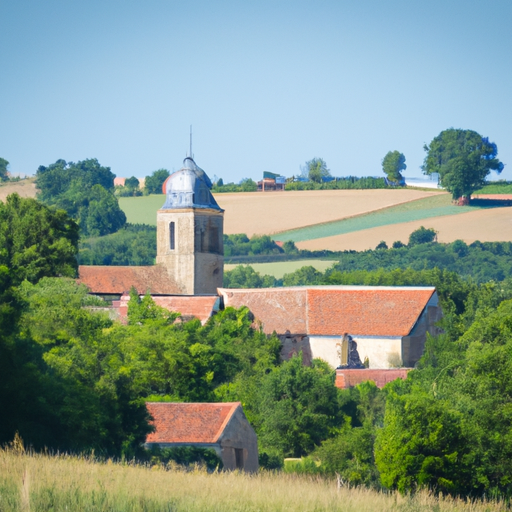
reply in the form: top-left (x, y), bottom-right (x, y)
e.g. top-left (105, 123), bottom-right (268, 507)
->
top-left (1, 0), bottom-right (511, 183)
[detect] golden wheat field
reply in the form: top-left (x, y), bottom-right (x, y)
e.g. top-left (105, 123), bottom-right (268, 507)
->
top-left (296, 207), bottom-right (512, 252)
top-left (0, 179), bottom-right (36, 202)
top-left (216, 189), bottom-right (442, 237)
top-left (0, 447), bottom-right (506, 512)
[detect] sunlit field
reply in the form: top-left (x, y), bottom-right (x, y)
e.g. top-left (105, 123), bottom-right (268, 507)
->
top-left (0, 178), bottom-right (36, 202)
top-left (119, 189), bottom-right (442, 235)
top-left (0, 446), bottom-right (506, 512)
top-left (297, 206), bottom-right (512, 252)
top-left (224, 260), bottom-right (336, 279)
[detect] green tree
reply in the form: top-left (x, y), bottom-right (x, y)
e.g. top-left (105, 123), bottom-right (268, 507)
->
top-left (0, 194), bottom-right (79, 284)
top-left (304, 158), bottom-right (331, 183)
top-left (16, 277), bottom-right (152, 455)
top-left (408, 226), bottom-right (437, 246)
top-left (224, 265), bottom-right (276, 288)
top-left (144, 169), bottom-right (170, 194)
top-left (256, 356), bottom-right (341, 457)
top-left (0, 158), bottom-right (9, 181)
top-left (36, 159), bottom-right (126, 236)
top-left (239, 178), bottom-right (257, 192)
top-left (36, 158), bottom-right (115, 202)
top-left (382, 151), bottom-right (406, 182)
top-left (422, 129), bottom-right (504, 200)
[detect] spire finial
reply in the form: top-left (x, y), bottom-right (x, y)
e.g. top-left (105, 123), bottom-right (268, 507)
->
top-left (189, 125), bottom-right (193, 159)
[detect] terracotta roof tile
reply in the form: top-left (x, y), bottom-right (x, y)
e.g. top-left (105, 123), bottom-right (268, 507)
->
top-left (307, 288), bottom-right (435, 336)
top-left (78, 265), bottom-right (182, 295)
top-left (218, 288), bottom-right (307, 334)
top-left (335, 369), bottom-right (410, 389)
top-left (146, 402), bottom-right (240, 444)
top-left (219, 286), bottom-right (435, 337)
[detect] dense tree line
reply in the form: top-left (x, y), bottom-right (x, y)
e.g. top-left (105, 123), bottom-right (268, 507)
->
top-left (79, 224), bottom-right (157, 265)
top-left (224, 235), bottom-right (512, 287)
top-left (36, 159), bottom-right (126, 237)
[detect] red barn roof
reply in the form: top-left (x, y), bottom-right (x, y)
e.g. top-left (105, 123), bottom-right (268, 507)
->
top-left (219, 286), bottom-right (436, 337)
top-left (307, 288), bottom-right (435, 336)
top-left (218, 288), bottom-right (308, 334)
top-left (146, 402), bottom-right (241, 444)
top-left (78, 265), bottom-right (182, 295)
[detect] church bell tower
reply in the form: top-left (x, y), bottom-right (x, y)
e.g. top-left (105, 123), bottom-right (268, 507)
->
top-left (156, 157), bottom-right (224, 295)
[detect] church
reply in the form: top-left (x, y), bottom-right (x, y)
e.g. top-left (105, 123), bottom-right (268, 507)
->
top-left (79, 156), bottom-right (442, 382)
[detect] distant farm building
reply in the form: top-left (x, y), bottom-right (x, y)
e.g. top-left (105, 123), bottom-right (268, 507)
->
top-left (257, 171), bottom-right (285, 191)
top-left (145, 402), bottom-right (258, 472)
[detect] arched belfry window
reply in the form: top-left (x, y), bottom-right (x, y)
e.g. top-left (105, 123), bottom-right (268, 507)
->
top-left (170, 222), bottom-right (175, 250)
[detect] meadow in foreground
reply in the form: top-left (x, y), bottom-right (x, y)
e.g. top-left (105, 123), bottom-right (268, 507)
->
top-left (0, 446), bottom-right (507, 512)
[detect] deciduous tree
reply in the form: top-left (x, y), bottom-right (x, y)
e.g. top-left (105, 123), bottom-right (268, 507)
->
top-left (144, 168), bottom-right (170, 194)
top-left (382, 151), bottom-right (406, 182)
top-left (422, 129), bottom-right (504, 200)
top-left (304, 158), bottom-right (331, 183)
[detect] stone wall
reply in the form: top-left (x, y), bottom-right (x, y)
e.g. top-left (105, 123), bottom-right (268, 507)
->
top-left (219, 408), bottom-right (259, 472)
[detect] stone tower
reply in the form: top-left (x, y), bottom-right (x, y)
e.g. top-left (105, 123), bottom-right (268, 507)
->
top-left (156, 157), bottom-right (224, 295)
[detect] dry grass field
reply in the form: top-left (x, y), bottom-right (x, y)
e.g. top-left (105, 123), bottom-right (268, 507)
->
top-left (0, 446), bottom-right (505, 512)
top-left (0, 178), bottom-right (36, 202)
top-left (217, 189), bottom-right (442, 236)
top-left (297, 207), bottom-right (512, 251)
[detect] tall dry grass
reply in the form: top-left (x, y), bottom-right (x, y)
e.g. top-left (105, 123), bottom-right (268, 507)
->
top-left (0, 441), bottom-right (507, 511)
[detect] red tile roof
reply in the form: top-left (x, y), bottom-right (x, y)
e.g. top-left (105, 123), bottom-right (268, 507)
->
top-left (146, 402), bottom-right (240, 444)
top-left (219, 286), bottom-right (435, 337)
top-left (78, 265), bottom-right (183, 295)
top-left (335, 368), bottom-right (410, 389)
top-left (115, 294), bottom-right (218, 324)
top-left (218, 288), bottom-right (308, 334)
top-left (307, 288), bottom-right (435, 336)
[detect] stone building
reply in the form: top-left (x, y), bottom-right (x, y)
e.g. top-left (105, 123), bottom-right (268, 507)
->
top-left (145, 402), bottom-right (258, 472)
top-left (218, 286), bottom-right (442, 370)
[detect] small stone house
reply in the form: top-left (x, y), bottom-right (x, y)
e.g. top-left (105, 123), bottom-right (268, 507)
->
top-left (145, 402), bottom-right (258, 472)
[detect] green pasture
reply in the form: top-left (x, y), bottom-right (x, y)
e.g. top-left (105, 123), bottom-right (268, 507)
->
top-left (273, 194), bottom-right (491, 243)
top-left (224, 259), bottom-right (335, 278)
top-left (119, 195), bottom-right (163, 225)
top-left (474, 182), bottom-right (512, 194)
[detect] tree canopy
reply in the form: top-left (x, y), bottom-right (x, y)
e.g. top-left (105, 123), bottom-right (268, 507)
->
top-left (144, 168), bottom-right (170, 194)
top-left (36, 159), bottom-right (126, 236)
top-left (422, 129), bottom-right (504, 200)
top-left (304, 158), bottom-right (331, 183)
top-left (382, 151), bottom-right (406, 182)
top-left (0, 193), bottom-right (79, 284)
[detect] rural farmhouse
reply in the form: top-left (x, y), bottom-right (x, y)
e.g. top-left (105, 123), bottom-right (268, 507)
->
top-left (145, 402), bottom-right (259, 472)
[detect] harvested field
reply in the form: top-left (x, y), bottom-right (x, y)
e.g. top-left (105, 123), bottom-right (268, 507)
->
top-left (224, 259), bottom-right (336, 278)
top-left (273, 194), bottom-right (479, 243)
top-left (297, 206), bottom-right (512, 252)
top-left (218, 189), bottom-right (443, 236)
top-left (120, 189), bottom-right (442, 234)
top-left (0, 178), bottom-right (36, 202)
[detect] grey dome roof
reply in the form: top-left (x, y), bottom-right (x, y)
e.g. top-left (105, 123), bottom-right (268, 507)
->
top-left (161, 157), bottom-right (222, 211)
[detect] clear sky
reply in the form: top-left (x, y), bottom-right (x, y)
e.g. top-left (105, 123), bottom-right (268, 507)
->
top-left (1, 0), bottom-right (511, 183)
